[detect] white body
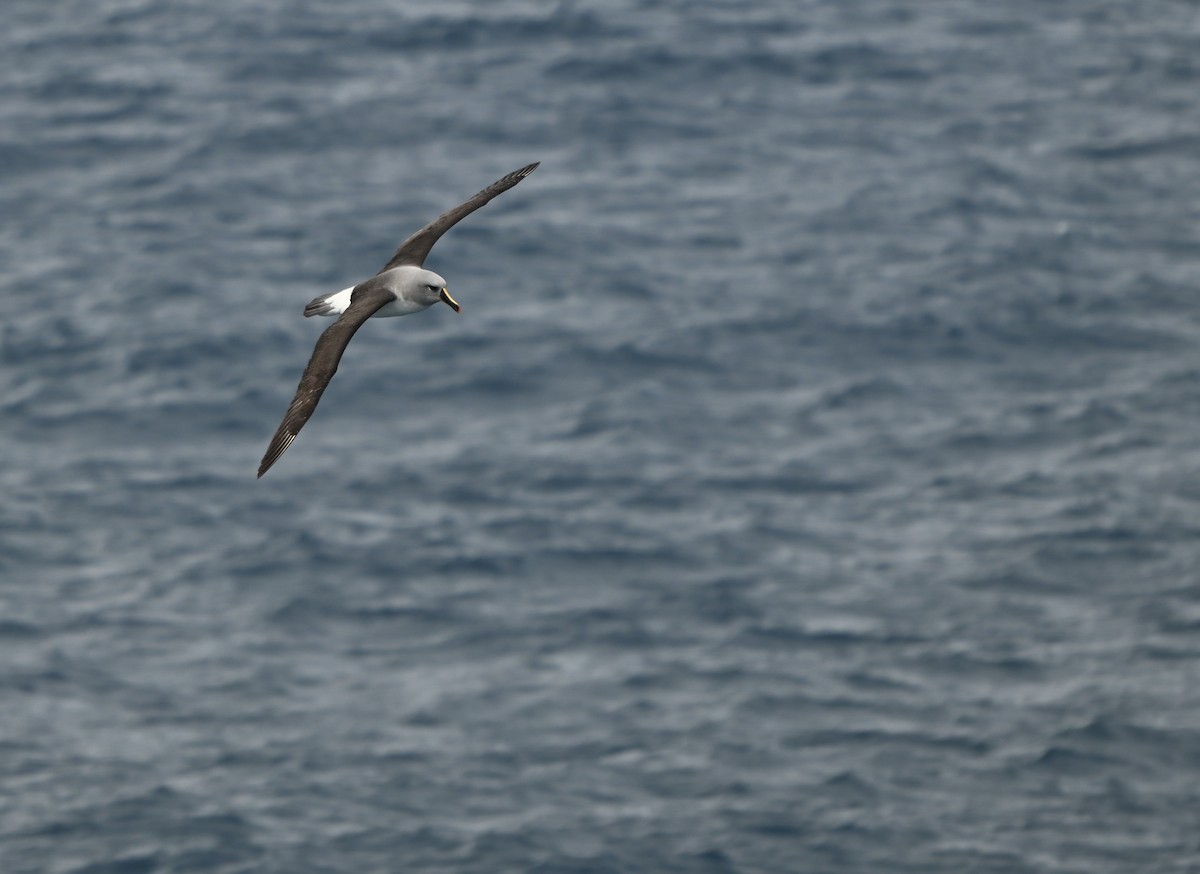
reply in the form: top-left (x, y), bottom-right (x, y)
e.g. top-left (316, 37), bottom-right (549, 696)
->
top-left (320, 285), bottom-right (429, 317)
top-left (308, 266), bottom-right (448, 318)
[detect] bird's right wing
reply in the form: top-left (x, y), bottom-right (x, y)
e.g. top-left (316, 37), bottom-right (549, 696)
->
top-left (377, 162), bottom-right (540, 273)
top-left (258, 285), bottom-right (395, 478)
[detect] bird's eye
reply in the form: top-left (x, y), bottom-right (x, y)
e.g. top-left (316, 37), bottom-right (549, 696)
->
top-left (428, 284), bottom-right (440, 291)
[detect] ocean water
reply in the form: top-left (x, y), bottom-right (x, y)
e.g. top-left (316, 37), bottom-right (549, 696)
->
top-left (3, 1), bottom-right (1200, 871)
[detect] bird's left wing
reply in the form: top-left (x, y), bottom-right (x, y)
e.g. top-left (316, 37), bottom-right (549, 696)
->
top-left (377, 162), bottom-right (539, 273)
top-left (258, 285), bottom-right (395, 478)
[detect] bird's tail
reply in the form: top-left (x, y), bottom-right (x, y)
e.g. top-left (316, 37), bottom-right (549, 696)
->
top-left (303, 287), bottom-right (353, 318)
top-left (303, 296), bottom-right (336, 317)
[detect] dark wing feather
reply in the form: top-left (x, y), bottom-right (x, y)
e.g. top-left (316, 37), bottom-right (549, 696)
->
top-left (377, 162), bottom-right (539, 273)
top-left (257, 286), bottom-right (395, 478)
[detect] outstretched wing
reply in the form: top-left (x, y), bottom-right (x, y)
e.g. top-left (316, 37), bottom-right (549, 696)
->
top-left (258, 285), bottom-right (396, 478)
top-left (377, 162), bottom-right (540, 273)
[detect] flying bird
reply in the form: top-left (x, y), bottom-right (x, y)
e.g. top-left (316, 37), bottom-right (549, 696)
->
top-left (257, 162), bottom-right (540, 478)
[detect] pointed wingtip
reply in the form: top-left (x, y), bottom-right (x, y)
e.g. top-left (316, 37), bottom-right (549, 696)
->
top-left (257, 432), bottom-right (296, 479)
top-left (505, 161), bottom-right (539, 188)
top-left (506, 162), bottom-right (539, 182)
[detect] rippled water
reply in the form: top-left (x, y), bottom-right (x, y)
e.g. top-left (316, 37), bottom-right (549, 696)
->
top-left (4, 1), bottom-right (1200, 872)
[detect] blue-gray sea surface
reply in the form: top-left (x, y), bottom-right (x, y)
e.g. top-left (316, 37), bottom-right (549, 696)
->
top-left (3, 1), bottom-right (1200, 872)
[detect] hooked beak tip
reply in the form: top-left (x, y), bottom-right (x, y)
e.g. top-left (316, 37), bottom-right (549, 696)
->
top-left (439, 287), bottom-right (461, 313)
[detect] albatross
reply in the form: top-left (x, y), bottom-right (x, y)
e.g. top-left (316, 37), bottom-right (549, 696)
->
top-left (257, 161), bottom-right (540, 478)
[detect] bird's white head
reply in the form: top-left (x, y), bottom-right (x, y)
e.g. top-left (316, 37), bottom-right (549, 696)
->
top-left (402, 267), bottom-right (459, 313)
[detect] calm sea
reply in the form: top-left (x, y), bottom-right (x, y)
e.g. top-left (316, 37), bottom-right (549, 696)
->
top-left (3, 1), bottom-right (1200, 871)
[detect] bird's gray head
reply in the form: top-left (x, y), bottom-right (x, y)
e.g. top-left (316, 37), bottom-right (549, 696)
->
top-left (400, 267), bottom-right (459, 313)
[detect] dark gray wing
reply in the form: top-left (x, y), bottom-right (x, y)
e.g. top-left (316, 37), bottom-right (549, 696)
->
top-left (258, 285), bottom-right (396, 478)
top-left (377, 162), bottom-right (539, 273)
